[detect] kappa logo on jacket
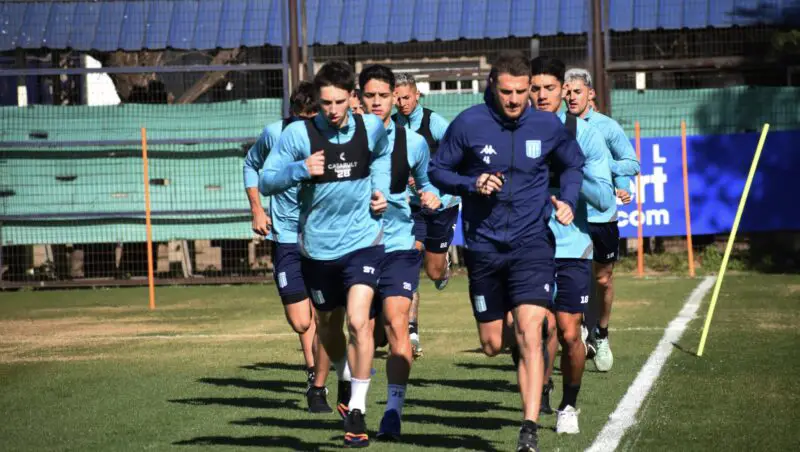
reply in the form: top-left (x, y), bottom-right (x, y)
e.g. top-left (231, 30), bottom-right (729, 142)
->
top-left (480, 145), bottom-right (497, 155)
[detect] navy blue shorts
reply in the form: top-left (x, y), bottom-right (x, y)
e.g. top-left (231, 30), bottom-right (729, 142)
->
top-left (551, 258), bottom-right (592, 314)
top-left (412, 204), bottom-right (459, 254)
top-left (376, 249), bottom-right (423, 301)
top-left (270, 242), bottom-right (308, 305)
top-left (301, 246), bottom-right (384, 313)
top-left (463, 234), bottom-right (555, 323)
top-left (589, 221), bottom-right (620, 264)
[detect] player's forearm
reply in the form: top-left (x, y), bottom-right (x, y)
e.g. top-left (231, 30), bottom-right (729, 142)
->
top-left (246, 187), bottom-right (265, 214)
top-left (614, 175), bottom-right (631, 192)
top-left (428, 166), bottom-right (476, 197)
top-left (243, 165), bottom-right (260, 190)
top-left (558, 167), bottom-right (583, 214)
top-left (259, 161), bottom-right (308, 196)
top-left (580, 177), bottom-right (615, 212)
top-left (609, 157), bottom-right (640, 177)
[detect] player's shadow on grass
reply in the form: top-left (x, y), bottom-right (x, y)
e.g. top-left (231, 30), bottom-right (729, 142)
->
top-left (169, 397), bottom-right (300, 410)
top-left (410, 377), bottom-right (516, 393)
top-left (395, 398), bottom-right (517, 413)
top-left (240, 362), bottom-right (308, 372)
top-left (198, 377), bottom-right (305, 394)
top-left (232, 416), bottom-right (340, 430)
top-left (400, 433), bottom-right (501, 451)
top-left (404, 413), bottom-right (517, 430)
top-left (455, 362), bottom-right (515, 372)
top-left (173, 435), bottom-right (325, 450)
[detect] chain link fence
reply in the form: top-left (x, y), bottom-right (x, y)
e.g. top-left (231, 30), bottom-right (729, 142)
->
top-left (2, 1), bottom-right (798, 287)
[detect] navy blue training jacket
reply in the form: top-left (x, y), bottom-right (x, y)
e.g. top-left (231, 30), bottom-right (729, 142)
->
top-left (428, 89), bottom-right (585, 253)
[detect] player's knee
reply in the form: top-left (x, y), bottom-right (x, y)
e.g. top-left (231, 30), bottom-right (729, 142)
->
top-left (558, 326), bottom-right (580, 347)
top-left (385, 312), bottom-right (409, 337)
top-left (516, 321), bottom-right (544, 352)
top-left (596, 271), bottom-right (613, 288)
top-left (347, 313), bottom-right (371, 338)
top-left (287, 316), bottom-right (312, 335)
top-left (425, 260), bottom-right (446, 280)
top-left (480, 337), bottom-right (504, 357)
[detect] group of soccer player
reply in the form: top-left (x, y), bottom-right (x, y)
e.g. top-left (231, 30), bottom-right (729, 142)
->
top-left (244, 49), bottom-right (639, 451)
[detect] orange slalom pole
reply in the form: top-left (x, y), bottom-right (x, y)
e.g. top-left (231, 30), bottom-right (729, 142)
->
top-left (635, 121), bottom-right (644, 278)
top-left (681, 121), bottom-right (696, 277)
top-left (141, 127), bottom-right (156, 310)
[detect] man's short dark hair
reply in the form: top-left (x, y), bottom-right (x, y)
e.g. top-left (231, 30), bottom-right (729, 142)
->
top-left (313, 60), bottom-right (356, 97)
top-left (530, 56), bottom-right (566, 83)
top-left (489, 50), bottom-right (532, 81)
top-left (289, 81), bottom-right (318, 116)
top-left (358, 64), bottom-right (396, 91)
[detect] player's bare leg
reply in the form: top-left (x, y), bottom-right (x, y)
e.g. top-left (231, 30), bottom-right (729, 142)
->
top-left (541, 309), bottom-right (558, 415)
top-left (315, 308), bottom-right (350, 416)
top-left (512, 304), bottom-right (547, 423)
top-left (409, 241), bottom-right (424, 358)
top-left (593, 262), bottom-right (615, 371)
top-left (556, 311), bottom-right (586, 434)
top-left (345, 284), bottom-right (376, 418)
top-left (377, 296), bottom-right (413, 441)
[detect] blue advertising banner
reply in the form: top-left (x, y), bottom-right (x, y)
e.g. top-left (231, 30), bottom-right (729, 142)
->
top-left (452, 130), bottom-right (800, 245)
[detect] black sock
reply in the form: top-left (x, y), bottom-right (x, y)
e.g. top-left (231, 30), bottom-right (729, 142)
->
top-left (521, 419), bottom-right (538, 431)
top-left (560, 383), bottom-right (581, 410)
top-left (597, 326), bottom-right (609, 339)
top-left (409, 321), bottom-right (418, 335)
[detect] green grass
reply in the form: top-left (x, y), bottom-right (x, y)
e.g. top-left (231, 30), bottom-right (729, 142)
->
top-left (620, 274), bottom-right (800, 451)
top-left (0, 274), bottom-right (795, 451)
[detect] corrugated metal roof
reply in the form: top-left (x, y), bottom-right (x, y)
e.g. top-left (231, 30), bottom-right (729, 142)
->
top-left (0, 0), bottom-right (789, 51)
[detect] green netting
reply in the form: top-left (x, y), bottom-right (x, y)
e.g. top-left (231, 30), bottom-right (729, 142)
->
top-left (420, 87), bottom-right (800, 137)
top-left (3, 87), bottom-right (799, 245)
top-left (0, 98), bottom-right (283, 143)
top-left (610, 87), bottom-right (800, 137)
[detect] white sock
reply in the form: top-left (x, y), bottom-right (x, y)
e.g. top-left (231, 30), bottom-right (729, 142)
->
top-left (385, 384), bottom-right (407, 416)
top-left (334, 356), bottom-right (351, 382)
top-left (348, 378), bottom-right (371, 413)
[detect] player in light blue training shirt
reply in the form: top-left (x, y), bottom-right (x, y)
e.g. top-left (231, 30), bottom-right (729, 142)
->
top-left (529, 56), bottom-right (616, 435)
top-left (564, 68), bottom-right (641, 374)
top-left (359, 65), bottom-right (442, 442)
top-left (242, 81), bottom-right (335, 413)
top-left (259, 61), bottom-right (390, 448)
top-left (392, 73), bottom-right (456, 358)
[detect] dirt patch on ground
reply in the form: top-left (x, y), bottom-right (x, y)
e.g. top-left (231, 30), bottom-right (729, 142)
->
top-left (0, 317), bottom-right (189, 339)
top-left (786, 284), bottom-right (800, 294)
top-left (0, 316), bottom-right (194, 361)
top-left (31, 299), bottom-right (213, 317)
top-left (748, 311), bottom-right (799, 332)
top-left (614, 299), bottom-right (654, 307)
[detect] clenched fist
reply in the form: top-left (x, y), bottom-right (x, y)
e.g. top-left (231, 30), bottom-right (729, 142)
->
top-left (370, 190), bottom-right (387, 215)
top-left (305, 150), bottom-right (325, 176)
top-left (551, 196), bottom-right (574, 226)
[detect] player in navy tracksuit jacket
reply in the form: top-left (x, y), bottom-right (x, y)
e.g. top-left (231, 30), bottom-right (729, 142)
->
top-left (428, 51), bottom-right (584, 452)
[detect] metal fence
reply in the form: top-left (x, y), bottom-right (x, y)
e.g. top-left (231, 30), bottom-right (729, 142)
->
top-left (1, 1), bottom-right (798, 287)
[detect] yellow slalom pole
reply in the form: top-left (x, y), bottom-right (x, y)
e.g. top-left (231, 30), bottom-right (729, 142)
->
top-left (697, 123), bottom-right (769, 357)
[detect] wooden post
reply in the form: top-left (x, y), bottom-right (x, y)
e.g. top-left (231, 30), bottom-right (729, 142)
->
top-left (635, 121), bottom-right (644, 278)
top-left (141, 128), bottom-right (156, 310)
top-left (681, 121), bottom-right (696, 277)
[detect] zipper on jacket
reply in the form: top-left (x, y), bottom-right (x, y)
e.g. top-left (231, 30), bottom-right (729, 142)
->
top-left (505, 128), bottom-right (515, 244)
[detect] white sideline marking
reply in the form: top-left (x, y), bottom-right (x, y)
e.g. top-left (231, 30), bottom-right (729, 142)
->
top-left (587, 276), bottom-right (715, 452)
